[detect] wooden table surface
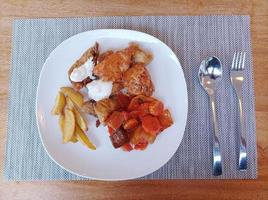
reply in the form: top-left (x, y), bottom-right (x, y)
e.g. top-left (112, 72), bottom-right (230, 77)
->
top-left (0, 0), bottom-right (267, 199)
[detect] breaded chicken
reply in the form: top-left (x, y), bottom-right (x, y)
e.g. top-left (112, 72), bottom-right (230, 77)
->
top-left (93, 43), bottom-right (152, 82)
top-left (93, 51), bottom-right (131, 82)
top-left (123, 63), bottom-right (154, 96)
top-left (125, 43), bottom-right (153, 65)
top-left (111, 82), bottom-right (124, 95)
top-left (68, 43), bottom-right (99, 90)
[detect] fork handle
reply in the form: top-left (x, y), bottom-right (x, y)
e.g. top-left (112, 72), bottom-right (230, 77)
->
top-left (237, 95), bottom-right (247, 170)
top-left (209, 93), bottom-right (222, 176)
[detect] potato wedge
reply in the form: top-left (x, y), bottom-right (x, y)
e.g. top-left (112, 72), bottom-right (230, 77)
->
top-left (73, 108), bottom-right (88, 132)
top-left (66, 96), bottom-right (88, 131)
top-left (60, 87), bottom-right (84, 107)
top-left (65, 96), bottom-right (75, 109)
top-left (75, 125), bottom-right (96, 150)
top-left (70, 133), bottom-right (78, 143)
top-left (58, 114), bottom-right (65, 133)
top-left (51, 92), bottom-right (66, 115)
top-left (62, 108), bottom-right (76, 143)
top-left (59, 114), bottom-right (77, 143)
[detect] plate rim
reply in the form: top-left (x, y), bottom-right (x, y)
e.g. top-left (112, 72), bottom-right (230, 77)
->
top-left (36, 29), bottom-right (188, 181)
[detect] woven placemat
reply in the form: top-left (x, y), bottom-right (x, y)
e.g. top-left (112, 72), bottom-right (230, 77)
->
top-left (4, 16), bottom-right (257, 180)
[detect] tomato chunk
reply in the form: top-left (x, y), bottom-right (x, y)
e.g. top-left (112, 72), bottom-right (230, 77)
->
top-left (122, 143), bottom-right (133, 151)
top-left (134, 141), bottom-right (148, 150)
top-left (141, 115), bottom-right (162, 135)
top-left (158, 109), bottom-right (173, 130)
top-left (108, 126), bottom-right (115, 135)
top-left (106, 111), bottom-right (126, 130)
top-left (116, 94), bottom-right (130, 109)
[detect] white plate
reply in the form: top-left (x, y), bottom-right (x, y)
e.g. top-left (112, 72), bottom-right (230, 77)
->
top-left (36, 29), bottom-right (188, 181)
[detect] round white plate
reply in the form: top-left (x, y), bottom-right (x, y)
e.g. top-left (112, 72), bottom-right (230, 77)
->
top-left (36, 29), bottom-right (188, 181)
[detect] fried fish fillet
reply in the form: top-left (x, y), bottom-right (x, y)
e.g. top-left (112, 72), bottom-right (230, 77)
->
top-left (123, 63), bottom-right (154, 96)
top-left (68, 43), bottom-right (99, 90)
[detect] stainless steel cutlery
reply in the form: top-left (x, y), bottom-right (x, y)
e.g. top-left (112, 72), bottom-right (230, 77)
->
top-left (199, 57), bottom-right (223, 176)
top-left (231, 52), bottom-right (247, 170)
top-left (199, 52), bottom-right (247, 175)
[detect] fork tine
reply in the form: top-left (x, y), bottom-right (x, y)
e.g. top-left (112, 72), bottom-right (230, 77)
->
top-left (231, 52), bottom-right (236, 70)
top-left (234, 52), bottom-right (239, 70)
top-left (241, 52), bottom-right (246, 70)
top-left (238, 52), bottom-right (243, 70)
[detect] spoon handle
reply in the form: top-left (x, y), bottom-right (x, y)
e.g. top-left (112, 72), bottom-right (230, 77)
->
top-left (209, 93), bottom-right (222, 176)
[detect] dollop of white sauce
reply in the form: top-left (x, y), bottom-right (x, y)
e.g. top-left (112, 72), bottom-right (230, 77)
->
top-left (86, 80), bottom-right (113, 101)
top-left (70, 58), bottom-right (95, 82)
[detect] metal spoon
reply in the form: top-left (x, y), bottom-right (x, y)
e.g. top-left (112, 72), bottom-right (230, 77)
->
top-left (198, 56), bottom-right (223, 176)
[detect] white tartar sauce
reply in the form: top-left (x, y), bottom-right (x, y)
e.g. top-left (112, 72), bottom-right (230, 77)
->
top-left (70, 58), bottom-right (95, 82)
top-left (86, 80), bottom-right (113, 101)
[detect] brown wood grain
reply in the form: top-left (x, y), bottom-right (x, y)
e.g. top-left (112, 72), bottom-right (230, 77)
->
top-left (0, 0), bottom-right (267, 199)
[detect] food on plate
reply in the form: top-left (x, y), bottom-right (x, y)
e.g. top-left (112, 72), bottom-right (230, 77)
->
top-left (75, 125), bottom-right (96, 150)
top-left (68, 43), bottom-right (99, 90)
top-left (86, 79), bottom-right (113, 101)
top-left (60, 87), bottom-right (84, 107)
top-left (62, 108), bottom-right (76, 143)
top-left (94, 98), bottom-right (120, 123)
top-left (52, 88), bottom-right (96, 150)
top-left (111, 82), bottom-right (124, 95)
top-left (52, 42), bottom-right (173, 151)
top-left (81, 100), bottom-right (96, 116)
top-left (51, 92), bottom-right (66, 115)
top-left (123, 63), bottom-right (154, 96)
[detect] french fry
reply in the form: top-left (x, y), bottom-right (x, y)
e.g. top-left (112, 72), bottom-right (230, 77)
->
top-left (66, 96), bottom-right (88, 131)
top-left (62, 108), bottom-right (76, 143)
top-left (60, 87), bottom-right (84, 107)
top-left (51, 92), bottom-right (66, 115)
top-left (75, 125), bottom-right (96, 150)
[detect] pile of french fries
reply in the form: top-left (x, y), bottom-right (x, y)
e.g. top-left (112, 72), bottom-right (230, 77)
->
top-left (51, 87), bottom-right (96, 150)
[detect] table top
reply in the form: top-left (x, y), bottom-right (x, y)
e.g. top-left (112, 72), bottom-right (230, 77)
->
top-left (0, 0), bottom-right (267, 199)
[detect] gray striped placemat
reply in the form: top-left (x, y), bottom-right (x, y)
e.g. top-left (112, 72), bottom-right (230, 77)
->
top-left (4, 16), bottom-right (257, 180)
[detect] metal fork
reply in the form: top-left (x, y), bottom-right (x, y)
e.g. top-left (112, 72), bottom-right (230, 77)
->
top-left (230, 52), bottom-right (247, 170)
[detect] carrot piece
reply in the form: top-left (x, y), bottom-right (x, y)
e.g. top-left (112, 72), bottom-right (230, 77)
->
top-left (123, 118), bottom-right (139, 130)
top-left (158, 109), bottom-right (173, 130)
top-left (127, 95), bottom-right (155, 111)
top-left (149, 101), bottom-right (164, 116)
top-left (141, 115), bottom-right (162, 135)
top-left (138, 103), bottom-right (150, 118)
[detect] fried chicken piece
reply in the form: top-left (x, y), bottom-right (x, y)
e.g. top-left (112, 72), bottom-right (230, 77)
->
top-left (111, 82), bottom-right (124, 95)
top-left (97, 50), bottom-right (113, 63)
top-left (68, 43), bottom-right (99, 90)
top-left (94, 98), bottom-right (120, 123)
top-left (81, 100), bottom-right (96, 116)
top-left (93, 43), bottom-right (153, 82)
top-left (123, 63), bottom-right (154, 96)
top-left (125, 43), bottom-right (153, 65)
top-left (93, 50), bottom-right (131, 82)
